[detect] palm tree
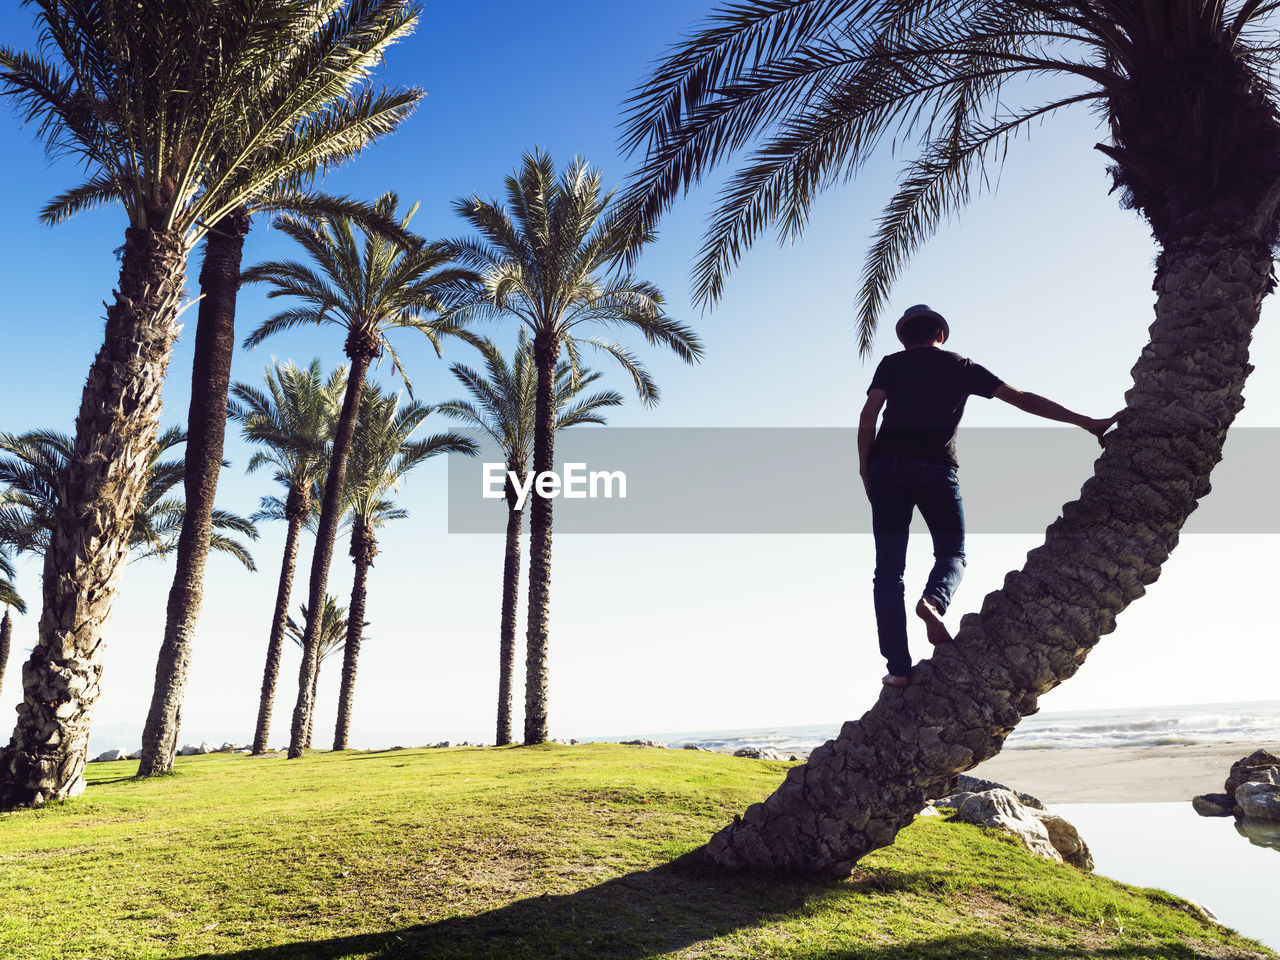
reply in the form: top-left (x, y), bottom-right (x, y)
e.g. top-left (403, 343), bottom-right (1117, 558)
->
top-left (285, 596), bottom-right (352, 751)
top-left (621, 0), bottom-right (1280, 875)
top-left (243, 191), bottom-right (479, 758)
top-left (332, 385), bottom-right (477, 750)
top-left (230, 359), bottom-right (347, 755)
top-left (0, 551), bottom-right (24, 699)
top-left (449, 150), bottom-right (703, 744)
top-left (0, 0), bottom-right (421, 807)
top-left (0, 428), bottom-right (257, 570)
top-left (439, 333), bottom-right (623, 745)
top-left (130, 8), bottom-right (422, 782)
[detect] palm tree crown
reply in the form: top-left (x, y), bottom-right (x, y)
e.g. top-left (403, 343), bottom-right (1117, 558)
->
top-left (344, 385), bottom-right (478, 536)
top-left (3, 0), bottom-right (422, 242)
top-left (0, 550), bottom-right (23, 616)
top-left (0, 428), bottom-right (257, 569)
top-left (620, 0), bottom-right (1280, 350)
top-left (449, 149), bottom-right (703, 400)
top-left (244, 191), bottom-right (478, 376)
top-left (231, 359), bottom-right (348, 527)
top-left (439, 331), bottom-right (625, 482)
top-left (286, 597), bottom-right (352, 666)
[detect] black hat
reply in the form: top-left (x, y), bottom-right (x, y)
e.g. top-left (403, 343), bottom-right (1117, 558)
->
top-left (895, 304), bottom-right (949, 345)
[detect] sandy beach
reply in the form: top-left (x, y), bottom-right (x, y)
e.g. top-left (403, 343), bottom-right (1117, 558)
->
top-left (966, 741), bottom-right (1280, 804)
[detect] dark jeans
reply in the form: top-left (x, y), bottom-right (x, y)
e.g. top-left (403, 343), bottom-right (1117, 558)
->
top-left (868, 456), bottom-right (966, 676)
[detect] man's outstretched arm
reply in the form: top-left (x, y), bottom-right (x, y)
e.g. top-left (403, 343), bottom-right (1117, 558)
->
top-left (994, 384), bottom-right (1120, 444)
top-left (858, 388), bottom-right (887, 495)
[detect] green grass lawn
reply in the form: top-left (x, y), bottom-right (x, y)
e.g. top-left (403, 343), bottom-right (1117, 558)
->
top-left (0, 743), bottom-right (1270, 959)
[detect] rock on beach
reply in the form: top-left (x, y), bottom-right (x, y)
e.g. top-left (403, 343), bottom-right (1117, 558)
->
top-left (933, 786), bottom-right (1094, 871)
top-left (1236, 782), bottom-right (1280, 821)
top-left (1192, 748), bottom-right (1280, 820)
top-left (1225, 749), bottom-right (1280, 796)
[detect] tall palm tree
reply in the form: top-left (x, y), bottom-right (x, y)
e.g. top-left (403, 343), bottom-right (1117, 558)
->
top-left (622, 0), bottom-right (1280, 875)
top-left (285, 596), bottom-right (352, 751)
top-left (332, 385), bottom-right (477, 750)
top-left (130, 8), bottom-right (422, 781)
top-left (0, 0), bottom-right (421, 807)
top-left (0, 428), bottom-right (257, 570)
top-left (230, 359), bottom-right (347, 755)
top-left (243, 191), bottom-right (479, 758)
top-left (439, 333), bottom-right (623, 746)
top-left (449, 150), bottom-right (703, 744)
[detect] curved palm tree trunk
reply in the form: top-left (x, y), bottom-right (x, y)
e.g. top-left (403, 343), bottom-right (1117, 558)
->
top-left (704, 231), bottom-right (1274, 875)
top-left (288, 343), bottom-right (374, 758)
top-left (497, 484), bottom-right (523, 746)
top-left (252, 492), bottom-right (307, 755)
top-left (333, 519), bottom-right (376, 750)
top-left (0, 226), bottom-right (187, 809)
top-left (0, 610), bottom-right (11, 698)
top-left (523, 334), bottom-right (559, 745)
top-left (139, 208), bottom-right (251, 777)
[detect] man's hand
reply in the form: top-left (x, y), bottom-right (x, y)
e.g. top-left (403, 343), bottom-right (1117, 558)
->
top-left (1084, 410), bottom-right (1124, 445)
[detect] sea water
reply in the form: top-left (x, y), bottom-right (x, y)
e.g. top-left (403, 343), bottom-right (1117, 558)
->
top-left (594, 699), bottom-right (1280, 754)
top-left (1053, 802), bottom-right (1278, 950)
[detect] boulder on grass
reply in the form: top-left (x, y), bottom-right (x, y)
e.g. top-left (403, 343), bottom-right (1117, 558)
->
top-left (951, 774), bottom-right (1045, 810)
top-left (939, 788), bottom-right (1092, 870)
top-left (178, 744), bottom-right (200, 757)
top-left (1031, 810), bottom-right (1094, 871)
top-left (733, 747), bottom-right (788, 760)
top-left (91, 749), bottom-right (126, 763)
top-left (948, 789), bottom-right (1063, 864)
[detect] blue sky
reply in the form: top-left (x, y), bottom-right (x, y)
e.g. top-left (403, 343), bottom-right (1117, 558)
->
top-left (1, 2), bottom-right (1277, 752)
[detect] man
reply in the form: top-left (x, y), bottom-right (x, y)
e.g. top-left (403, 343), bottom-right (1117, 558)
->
top-left (858, 304), bottom-right (1118, 688)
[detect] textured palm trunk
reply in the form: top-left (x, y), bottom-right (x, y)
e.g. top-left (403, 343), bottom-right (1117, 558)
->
top-left (252, 487), bottom-right (308, 755)
top-left (523, 334), bottom-right (559, 745)
top-left (303, 663), bottom-right (320, 749)
top-left (139, 208), bottom-right (251, 777)
top-left (333, 519), bottom-right (376, 750)
top-left (705, 231), bottom-right (1274, 875)
top-left (0, 610), bottom-right (11, 698)
top-left (0, 226), bottom-right (187, 809)
top-left (496, 476), bottom-right (523, 746)
top-left (288, 339), bottom-right (374, 758)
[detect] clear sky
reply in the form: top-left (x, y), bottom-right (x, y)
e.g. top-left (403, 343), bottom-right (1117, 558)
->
top-left (1, 2), bottom-right (1276, 753)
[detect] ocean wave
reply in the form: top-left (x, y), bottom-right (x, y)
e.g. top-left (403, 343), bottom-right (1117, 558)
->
top-left (604, 700), bottom-right (1280, 755)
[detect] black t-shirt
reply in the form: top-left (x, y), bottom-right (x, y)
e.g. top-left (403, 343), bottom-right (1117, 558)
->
top-left (867, 348), bottom-right (1003, 468)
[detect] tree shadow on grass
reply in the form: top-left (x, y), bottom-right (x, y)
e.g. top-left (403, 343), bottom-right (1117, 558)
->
top-left (173, 853), bottom-right (1242, 960)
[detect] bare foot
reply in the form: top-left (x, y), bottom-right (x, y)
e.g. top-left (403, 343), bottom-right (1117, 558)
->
top-left (916, 597), bottom-right (952, 646)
